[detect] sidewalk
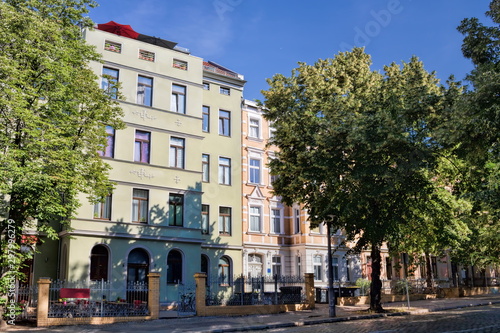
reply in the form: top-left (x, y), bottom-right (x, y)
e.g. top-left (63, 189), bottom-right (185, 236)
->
top-left (5, 294), bottom-right (500, 332)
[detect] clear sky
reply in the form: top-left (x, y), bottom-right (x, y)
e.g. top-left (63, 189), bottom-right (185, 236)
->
top-left (88, 0), bottom-right (493, 101)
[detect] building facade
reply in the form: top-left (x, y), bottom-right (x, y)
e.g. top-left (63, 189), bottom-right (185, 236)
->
top-left (30, 26), bottom-right (245, 305)
top-left (241, 100), bottom-right (361, 288)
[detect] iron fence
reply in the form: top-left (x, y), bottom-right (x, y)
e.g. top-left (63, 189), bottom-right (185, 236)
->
top-left (47, 280), bottom-right (149, 318)
top-left (389, 278), bottom-right (454, 294)
top-left (205, 275), bottom-right (306, 306)
top-left (177, 282), bottom-right (196, 316)
top-left (16, 283), bottom-right (38, 320)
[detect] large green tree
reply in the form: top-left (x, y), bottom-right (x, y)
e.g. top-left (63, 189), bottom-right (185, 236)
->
top-left (0, 0), bottom-right (123, 323)
top-left (263, 48), bottom-right (451, 312)
top-left (388, 152), bottom-right (473, 289)
top-left (443, 0), bottom-right (500, 272)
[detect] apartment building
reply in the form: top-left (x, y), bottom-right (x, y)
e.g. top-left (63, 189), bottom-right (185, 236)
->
top-left (30, 26), bottom-right (245, 304)
top-left (241, 100), bottom-right (361, 287)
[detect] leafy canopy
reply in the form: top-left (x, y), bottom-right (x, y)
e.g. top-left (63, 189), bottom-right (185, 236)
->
top-left (263, 48), bottom-right (450, 249)
top-left (445, 0), bottom-right (500, 268)
top-left (263, 48), bottom-right (456, 311)
top-left (0, 0), bottom-right (123, 298)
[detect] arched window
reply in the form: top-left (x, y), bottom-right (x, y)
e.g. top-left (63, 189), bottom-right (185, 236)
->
top-left (90, 245), bottom-right (109, 281)
top-left (201, 254), bottom-right (209, 275)
top-left (218, 256), bottom-right (231, 285)
top-left (201, 254), bottom-right (210, 286)
top-left (167, 250), bottom-right (182, 284)
top-left (127, 248), bottom-right (149, 284)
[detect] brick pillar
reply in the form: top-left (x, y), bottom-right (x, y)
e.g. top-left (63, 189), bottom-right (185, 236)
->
top-left (194, 273), bottom-right (207, 316)
top-left (36, 278), bottom-right (51, 327)
top-left (304, 273), bottom-right (315, 309)
top-left (147, 272), bottom-right (160, 319)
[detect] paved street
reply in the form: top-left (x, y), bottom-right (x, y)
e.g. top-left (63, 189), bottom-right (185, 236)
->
top-left (5, 295), bottom-right (500, 333)
top-left (258, 304), bottom-right (500, 333)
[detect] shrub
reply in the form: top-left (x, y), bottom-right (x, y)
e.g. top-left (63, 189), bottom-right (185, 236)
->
top-left (355, 278), bottom-right (371, 296)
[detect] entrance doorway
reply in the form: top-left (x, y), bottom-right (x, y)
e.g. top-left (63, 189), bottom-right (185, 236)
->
top-left (127, 248), bottom-right (149, 302)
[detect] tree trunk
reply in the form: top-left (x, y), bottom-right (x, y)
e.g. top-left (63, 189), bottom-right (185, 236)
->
top-left (470, 265), bottom-right (475, 288)
top-left (369, 243), bottom-right (384, 312)
top-left (425, 253), bottom-right (433, 289)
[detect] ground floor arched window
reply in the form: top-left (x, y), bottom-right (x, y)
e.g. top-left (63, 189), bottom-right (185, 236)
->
top-left (90, 245), bottom-right (109, 281)
top-left (167, 249), bottom-right (183, 284)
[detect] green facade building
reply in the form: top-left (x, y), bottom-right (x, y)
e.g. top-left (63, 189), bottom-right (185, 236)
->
top-left (30, 27), bottom-right (245, 305)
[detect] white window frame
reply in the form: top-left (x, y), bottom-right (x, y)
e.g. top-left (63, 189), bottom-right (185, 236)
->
top-left (313, 255), bottom-right (323, 282)
top-left (270, 208), bottom-right (283, 234)
top-left (171, 84), bottom-right (186, 114)
top-left (248, 117), bottom-right (260, 139)
top-left (202, 154), bottom-right (210, 183)
top-left (294, 208), bottom-right (301, 234)
top-left (249, 205), bottom-right (262, 232)
top-left (220, 86), bottom-right (230, 95)
top-left (218, 157), bottom-right (231, 185)
top-left (272, 256), bottom-right (282, 277)
top-left (219, 109), bottom-right (231, 136)
top-left (332, 257), bottom-right (339, 281)
top-left (169, 137), bottom-right (185, 169)
top-left (249, 158), bottom-right (261, 184)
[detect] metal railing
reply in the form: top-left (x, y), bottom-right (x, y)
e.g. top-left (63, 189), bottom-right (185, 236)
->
top-left (205, 275), bottom-right (306, 306)
top-left (17, 283), bottom-right (38, 320)
top-left (47, 280), bottom-right (149, 318)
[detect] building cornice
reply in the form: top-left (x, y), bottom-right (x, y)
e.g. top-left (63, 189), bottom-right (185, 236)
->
top-left (59, 229), bottom-right (204, 244)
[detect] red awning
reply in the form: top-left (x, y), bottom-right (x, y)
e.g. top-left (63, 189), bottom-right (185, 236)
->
top-left (97, 21), bottom-right (139, 39)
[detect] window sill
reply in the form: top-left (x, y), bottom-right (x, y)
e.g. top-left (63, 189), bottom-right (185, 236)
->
top-left (247, 231), bottom-right (265, 235)
top-left (247, 137), bottom-right (264, 142)
top-left (246, 182), bottom-right (264, 187)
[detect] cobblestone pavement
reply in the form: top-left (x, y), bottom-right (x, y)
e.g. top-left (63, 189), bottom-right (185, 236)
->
top-left (260, 304), bottom-right (500, 333)
top-left (4, 294), bottom-right (500, 333)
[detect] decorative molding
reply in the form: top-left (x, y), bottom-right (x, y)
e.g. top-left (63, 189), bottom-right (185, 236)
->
top-left (130, 168), bottom-right (155, 180)
top-left (131, 109), bottom-right (157, 121)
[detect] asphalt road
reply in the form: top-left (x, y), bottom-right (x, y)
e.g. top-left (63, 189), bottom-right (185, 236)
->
top-left (256, 303), bottom-right (500, 333)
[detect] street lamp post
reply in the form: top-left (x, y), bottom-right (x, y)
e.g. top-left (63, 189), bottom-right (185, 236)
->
top-left (327, 219), bottom-right (336, 317)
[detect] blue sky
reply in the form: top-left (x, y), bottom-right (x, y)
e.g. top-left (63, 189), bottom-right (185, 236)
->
top-left (88, 0), bottom-right (492, 101)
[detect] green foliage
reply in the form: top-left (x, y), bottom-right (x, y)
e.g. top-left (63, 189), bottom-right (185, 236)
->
top-left (356, 278), bottom-right (372, 292)
top-left (392, 279), bottom-right (412, 295)
top-left (0, 0), bottom-right (124, 320)
top-left (444, 0), bottom-right (500, 269)
top-left (263, 48), bottom-right (453, 311)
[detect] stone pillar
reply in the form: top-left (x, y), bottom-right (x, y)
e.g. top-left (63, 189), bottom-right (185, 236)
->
top-left (36, 278), bottom-right (51, 327)
top-left (194, 273), bottom-right (207, 316)
top-left (147, 272), bottom-right (160, 319)
top-left (304, 273), bottom-right (315, 309)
